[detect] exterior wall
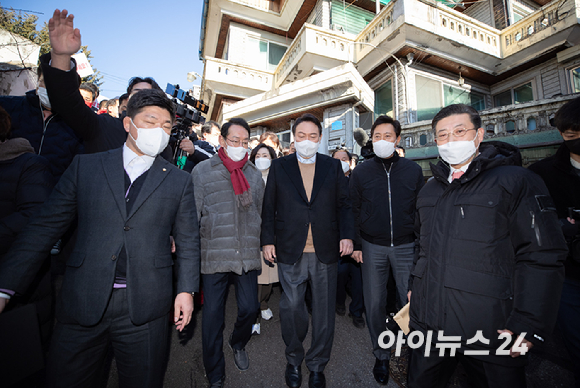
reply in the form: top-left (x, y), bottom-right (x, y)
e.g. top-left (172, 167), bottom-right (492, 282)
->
top-left (322, 103), bottom-right (358, 153)
top-left (312, 0), bottom-right (331, 29)
top-left (493, 0), bottom-right (508, 29)
top-left (0, 68), bottom-right (37, 96)
top-left (490, 58), bottom-right (567, 103)
top-left (464, 0), bottom-right (494, 27)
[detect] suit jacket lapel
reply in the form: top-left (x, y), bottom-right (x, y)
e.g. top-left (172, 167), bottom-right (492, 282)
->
top-left (280, 154), bottom-right (309, 204)
top-left (102, 148), bottom-right (127, 220)
top-left (310, 155), bottom-right (331, 204)
top-left (126, 156), bottom-right (171, 220)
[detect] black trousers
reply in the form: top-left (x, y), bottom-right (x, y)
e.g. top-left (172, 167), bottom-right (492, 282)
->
top-left (278, 252), bottom-right (337, 372)
top-left (46, 288), bottom-right (170, 388)
top-left (202, 270), bottom-right (259, 384)
top-left (408, 344), bottom-right (527, 388)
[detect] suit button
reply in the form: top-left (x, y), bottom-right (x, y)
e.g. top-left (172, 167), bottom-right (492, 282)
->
top-left (111, 255), bottom-right (117, 261)
top-left (124, 226), bottom-right (130, 231)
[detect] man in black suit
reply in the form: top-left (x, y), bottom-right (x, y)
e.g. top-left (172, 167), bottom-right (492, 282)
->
top-left (0, 89), bottom-right (200, 388)
top-left (261, 113), bottom-right (354, 388)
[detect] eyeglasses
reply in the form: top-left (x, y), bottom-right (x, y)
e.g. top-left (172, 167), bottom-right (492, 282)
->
top-left (435, 128), bottom-right (477, 142)
top-left (226, 137), bottom-right (249, 148)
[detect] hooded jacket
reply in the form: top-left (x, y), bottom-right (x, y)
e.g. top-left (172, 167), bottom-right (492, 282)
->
top-left (529, 143), bottom-right (580, 281)
top-left (409, 141), bottom-right (567, 366)
top-left (0, 90), bottom-right (83, 181)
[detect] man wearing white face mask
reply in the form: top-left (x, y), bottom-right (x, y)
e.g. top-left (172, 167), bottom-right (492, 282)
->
top-left (349, 115), bottom-right (424, 385)
top-left (0, 89), bottom-right (201, 387)
top-left (0, 65), bottom-right (82, 182)
top-left (407, 104), bottom-right (567, 388)
top-left (192, 118), bottom-right (264, 388)
top-left (261, 113), bottom-right (354, 388)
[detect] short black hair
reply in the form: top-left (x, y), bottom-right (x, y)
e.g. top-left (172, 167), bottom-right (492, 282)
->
top-left (201, 120), bottom-right (221, 136)
top-left (126, 89), bottom-right (175, 122)
top-left (431, 104), bottom-right (482, 134)
top-left (79, 83), bottom-right (96, 101)
top-left (119, 93), bottom-right (129, 105)
top-left (250, 143), bottom-right (277, 163)
top-left (0, 105), bottom-right (11, 141)
top-left (99, 100), bottom-right (108, 109)
top-left (127, 77), bottom-right (162, 94)
top-left (371, 115), bottom-right (402, 138)
top-left (221, 118), bottom-right (251, 138)
top-left (292, 113), bottom-right (322, 136)
top-left (331, 147), bottom-right (352, 160)
top-left (554, 97), bottom-right (580, 133)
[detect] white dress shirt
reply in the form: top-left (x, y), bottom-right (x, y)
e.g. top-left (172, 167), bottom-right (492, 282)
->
top-left (447, 162), bottom-right (471, 183)
top-left (297, 153), bottom-right (317, 164)
top-left (123, 144), bottom-right (155, 183)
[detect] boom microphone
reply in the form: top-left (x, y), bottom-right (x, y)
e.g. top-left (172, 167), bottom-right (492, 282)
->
top-left (353, 127), bottom-right (369, 147)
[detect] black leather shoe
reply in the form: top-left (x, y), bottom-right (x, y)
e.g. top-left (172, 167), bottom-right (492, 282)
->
top-left (285, 363), bottom-right (302, 388)
top-left (228, 334), bottom-right (249, 371)
top-left (209, 376), bottom-right (225, 388)
top-left (372, 358), bottom-right (390, 385)
top-left (335, 304), bottom-right (346, 316)
top-left (349, 312), bottom-right (365, 328)
top-left (309, 371), bottom-right (326, 388)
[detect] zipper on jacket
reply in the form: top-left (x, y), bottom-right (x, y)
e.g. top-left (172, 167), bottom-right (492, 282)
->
top-left (530, 211), bottom-right (542, 246)
top-left (38, 100), bottom-right (54, 155)
top-left (460, 206), bottom-right (465, 219)
top-left (382, 162), bottom-right (394, 247)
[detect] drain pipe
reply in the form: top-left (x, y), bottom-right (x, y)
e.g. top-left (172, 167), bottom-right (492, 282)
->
top-left (199, 0), bottom-right (209, 61)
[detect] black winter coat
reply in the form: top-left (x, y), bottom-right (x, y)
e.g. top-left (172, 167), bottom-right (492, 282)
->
top-left (39, 53), bottom-right (126, 154)
top-left (350, 153), bottom-right (424, 250)
top-left (409, 141), bottom-right (567, 366)
top-left (529, 143), bottom-right (580, 281)
top-left (0, 90), bottom-right (83, 181)
top-left (0, 142), bottom-right (54, 256)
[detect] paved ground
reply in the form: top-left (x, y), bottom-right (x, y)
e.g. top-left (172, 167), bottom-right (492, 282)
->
top-left (106, 284), bottom-right (575, 388)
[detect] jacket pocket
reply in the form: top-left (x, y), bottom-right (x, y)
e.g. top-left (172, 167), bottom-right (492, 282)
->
top-left (154, 256), bottom-right (174, 268)
top-left (453, 193), bottom-right (501, 243)
top-left (411, 258), bottom-right (427, 279)
top-left (444, 265), bottom-right (512, 299)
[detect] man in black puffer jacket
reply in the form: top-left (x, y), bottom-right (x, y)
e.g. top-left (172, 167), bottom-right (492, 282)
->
top-left (529, 96), bottom-right (580, 388)
top-left (407, 104), bottom-right (567, 388)
top-left (0, 66), bottom-right (82, 182)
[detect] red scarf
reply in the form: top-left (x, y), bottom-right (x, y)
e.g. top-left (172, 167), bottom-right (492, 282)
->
top-left (218, 147), bottom-right (253, 207)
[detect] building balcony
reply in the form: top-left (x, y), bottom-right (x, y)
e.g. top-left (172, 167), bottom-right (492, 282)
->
top-left (353, 0), bottom-right (580, 81)
top-left (201, 57), bottom-right (274, 120)
top-left (274, 24), bottom-right (353, 89)
top-left (354, 0), bottom-right (502, 79)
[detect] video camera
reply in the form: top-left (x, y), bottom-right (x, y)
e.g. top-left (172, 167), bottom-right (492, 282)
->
top-left (165, 83), bottom-right (209, 168)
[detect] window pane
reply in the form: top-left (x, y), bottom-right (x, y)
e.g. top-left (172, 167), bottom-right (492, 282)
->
top-left (374, 80), bottom-right (393, 118)
top-left (494, 90), bottom-right (512, 107)
top-left (247, 37), bottom-right (268, 70)
top-left (514, 82), bottom-right (533, 104)
top-left (416, 75), bottom-right (442, 122)
top-left (444, 85), bottom-right (485, 111)
top-left (268, 43), bottom-right (286, 71)
top-left (572, 68), bottom-right (580, 93)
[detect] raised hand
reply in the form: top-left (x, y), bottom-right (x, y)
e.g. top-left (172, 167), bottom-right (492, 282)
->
top-left (48, 9), bottom-right (81, 57)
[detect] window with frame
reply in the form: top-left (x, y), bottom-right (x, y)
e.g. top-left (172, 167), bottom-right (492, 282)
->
top-left (571, 67), bottom-right (580, 93)
top-left (246, 36), bottom-right (287, 71)
top-left (493, 81), bottom-right (534, 107)
top-left (415, 75), bottom-right (486, 122)
top-left (374, 80), bottom-right (393, 118)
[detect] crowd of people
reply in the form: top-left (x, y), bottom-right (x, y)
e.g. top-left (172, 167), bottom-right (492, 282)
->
top-left (0, 7), bottom-right (578, 388)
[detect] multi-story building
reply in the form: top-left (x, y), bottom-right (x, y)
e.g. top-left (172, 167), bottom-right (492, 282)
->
top-left (198, 0), bottom-right (580, 175)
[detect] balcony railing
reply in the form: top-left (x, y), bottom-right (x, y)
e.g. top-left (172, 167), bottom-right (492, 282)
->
top-left (204, 57), bottom-right (273, 93)
top-left (274, 24), bottom-right (352, 88)
top-left (501, 0), bottom-right (580, 57)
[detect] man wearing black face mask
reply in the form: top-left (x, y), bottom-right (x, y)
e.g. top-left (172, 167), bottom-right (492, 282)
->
top-left (529, 96), bottom-right (580, 388)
